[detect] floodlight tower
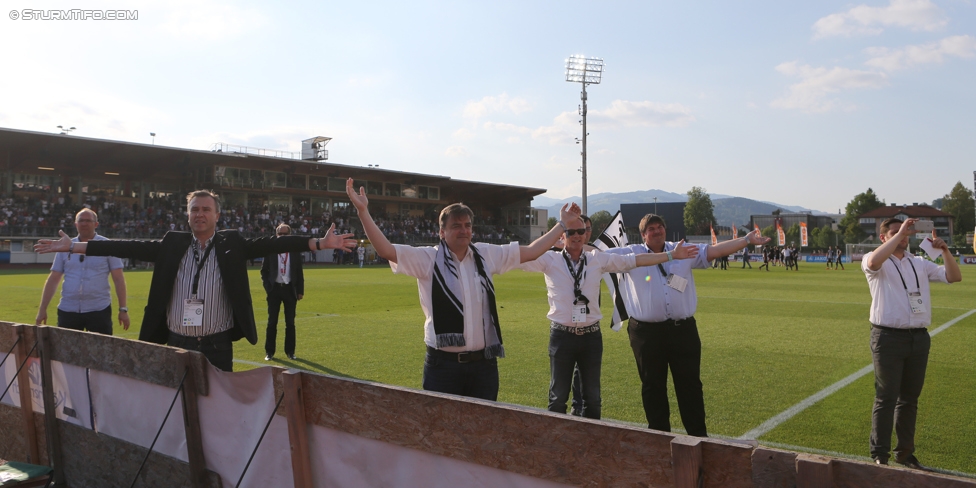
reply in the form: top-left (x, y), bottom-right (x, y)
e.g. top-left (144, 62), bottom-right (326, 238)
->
top-left (565, 54), bottom-right (604, 215)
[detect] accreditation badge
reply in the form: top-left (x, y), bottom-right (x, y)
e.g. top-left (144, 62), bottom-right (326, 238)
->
top-left (908, 292), bottom-right (926, 315)
top-left (572, 304), bottom-right (587, 323)
top-left (666, 274), bottom-right (688, 293)
top-left (182, 299), bottom-right (205, 327)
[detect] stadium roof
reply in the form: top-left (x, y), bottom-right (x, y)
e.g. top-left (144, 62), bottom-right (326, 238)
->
top-left (858, 204), bottom-right (951, 219)
top-left (0, 126), bottom-right (545, 207)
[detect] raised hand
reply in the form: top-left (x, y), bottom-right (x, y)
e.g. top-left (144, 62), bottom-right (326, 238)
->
top-left (559, 202), bottom-right (582, 224)
top-left (34, 230), bottom-right (72, 254)
top-left (345, 178), bottom-right (368, 212)
top-left (670, 239), bottom-right (700, 260)
top-left (322, 223), bottom-right (358, 251)
top-left (746, 229), bottom-right (771, 246)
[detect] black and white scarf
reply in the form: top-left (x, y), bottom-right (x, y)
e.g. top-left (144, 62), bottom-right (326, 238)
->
top-left (431, 240), bottom-right (504, 358)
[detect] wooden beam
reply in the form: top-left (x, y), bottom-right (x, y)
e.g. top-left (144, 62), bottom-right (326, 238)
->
top-left (177, 350), bottom-right (207, 488)
top-left (38, 326), bottom-right (65, 486)
top-left (13, 325), bottom-right (41, 465)
top-left (283, 370), bottom-right (313, 488)
top-left (671, 436), bottom-right (703, 488)
top-left (796, 454), bottom-right (833, 488)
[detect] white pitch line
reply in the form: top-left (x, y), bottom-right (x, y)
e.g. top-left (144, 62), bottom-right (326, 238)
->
top-left (739, 309), bottom-right (976, 441)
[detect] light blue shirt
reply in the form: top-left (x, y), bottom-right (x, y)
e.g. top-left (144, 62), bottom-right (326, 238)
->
top-left (51, 234), bottom-right (124, 313)
top-left (605, 242), bottom-right (710, 322)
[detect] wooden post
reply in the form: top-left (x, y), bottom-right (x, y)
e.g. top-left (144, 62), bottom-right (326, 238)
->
top-left (283, 370), bottom-right (313, 488)
top-left (670, 436), bottom-right (703, 488)
top-left (38, 326), bottom-right (65, 486)
top-left (796, 454), bottom-right (833, 488)
top-left (177, 350), bottom-right (208, 488)
top-left (14, 325), bottom-right (40, 465)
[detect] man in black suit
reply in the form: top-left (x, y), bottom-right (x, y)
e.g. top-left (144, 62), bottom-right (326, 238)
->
top-left (35, 190), bottom-right (355, 371)
top-left (261, 224), bottom-right (305, 361)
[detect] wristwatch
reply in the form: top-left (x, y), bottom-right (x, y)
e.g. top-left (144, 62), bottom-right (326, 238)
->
top-left (119, 307), bottom-right (128, 313)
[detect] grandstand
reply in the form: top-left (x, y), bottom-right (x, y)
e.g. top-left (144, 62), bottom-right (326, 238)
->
top-left (0, 127), bottom-right (549, 260)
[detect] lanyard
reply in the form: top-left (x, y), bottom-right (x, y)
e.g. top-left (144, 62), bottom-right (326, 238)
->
top-left (279, 253), bottom-right (289, 277)
top-left (561, 250), bottom-right (590, 312)
top-left (643, 244), bottom-right (669, 278)
top-left (191, 239), bottom-right (215, 297)
top-left (887, 256), bottom-right (919, 291)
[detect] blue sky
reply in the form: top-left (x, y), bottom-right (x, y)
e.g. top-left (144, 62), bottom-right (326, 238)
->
top-left (2, 0), bottom-right (974, 212)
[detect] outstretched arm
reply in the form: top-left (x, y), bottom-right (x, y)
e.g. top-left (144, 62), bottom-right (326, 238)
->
top-left (519, 203), bottom-right (580, 263)
top-left (634, 240), bottom-right (700, 267)
top-left (35, 231), bottom-right (85, 254)
top-left (707, 230), bottom-right (770, 261)
top-left (346, 178), bottom-right (398, 263)
top-left (308, 223), bottom-right (357, 252)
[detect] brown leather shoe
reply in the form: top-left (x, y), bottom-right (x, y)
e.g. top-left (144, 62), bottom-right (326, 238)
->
top-left (895, 455), bottom-right (931, 471)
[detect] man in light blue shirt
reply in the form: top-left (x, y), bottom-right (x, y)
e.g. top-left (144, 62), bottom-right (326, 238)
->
top-left (606, 213), bottom-right (768, 436)
top-left (36, 208), bottom-right (128, 335)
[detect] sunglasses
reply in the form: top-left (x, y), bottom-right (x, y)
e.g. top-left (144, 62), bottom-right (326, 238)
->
top-left (565, 228), bottom-right (587, 236)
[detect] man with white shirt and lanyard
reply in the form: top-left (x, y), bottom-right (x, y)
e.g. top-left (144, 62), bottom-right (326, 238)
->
top-left (35, 190), bottom-right (356, 372)
top-left (521, 216), bottom-right (699, 419)
top-left (347, 178), bottom-right (580, 401)
top-left (606, 213), bottom-right (769, 436)
top-left (261, 224), bottom-right (305, 361)
top-left (863, 217), bottom-right (960, 469)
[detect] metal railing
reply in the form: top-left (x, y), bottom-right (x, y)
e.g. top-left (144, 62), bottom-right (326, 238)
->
top-left (209, 143), bottom-right (301, 160)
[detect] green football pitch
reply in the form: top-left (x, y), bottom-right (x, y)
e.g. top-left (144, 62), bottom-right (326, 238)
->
top-left (2, 262), bottom-right (974, 475)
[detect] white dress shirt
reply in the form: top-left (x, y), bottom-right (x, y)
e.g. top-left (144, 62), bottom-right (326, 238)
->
top-left (392, 242), bottom-right (521, 352)
top-left (275, 253), bottom-right (291, 284)
top-left (862, 251), bottom-right (948, 328)
top-left (605, 242), bottom-right (710, 322)
top-left (520, 250), bottom-right (636, 327)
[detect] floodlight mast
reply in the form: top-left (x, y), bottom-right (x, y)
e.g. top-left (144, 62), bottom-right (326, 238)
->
top-left (565, 55), bottom-right (603, 215)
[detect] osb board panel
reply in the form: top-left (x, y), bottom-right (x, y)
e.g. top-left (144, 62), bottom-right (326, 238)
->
top-left (831, 459), bottom-right (976, 488)
top-left (300, 373), bottom-right (678, 487)
top-left (751, 447), bottom-right (796, 488)
top-left (59, 421), bottom-right (221, 488)
top-left (0, 322), bottom-right (39, 355)
top-left (43, 325), bottom-right (209, 394)
top-left (701, 439), bottom-right (753, 487)
top-left (33, 412), bottom-right (49, 466)
top-left (0, 404), bottom-right (27, 462)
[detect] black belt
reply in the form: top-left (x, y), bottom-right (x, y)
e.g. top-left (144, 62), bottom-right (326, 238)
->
top-left (426, 346), bottom-right (486, 363)
top-left (169, 329), bottom-right (232, 345)
top-left (872, 324), bottom-right (927, 333)
top-left (630, 316), bottom-right (696, 327)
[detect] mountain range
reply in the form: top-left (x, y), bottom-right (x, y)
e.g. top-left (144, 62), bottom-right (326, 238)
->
top-left (532, 190), bottom-right (832, 226)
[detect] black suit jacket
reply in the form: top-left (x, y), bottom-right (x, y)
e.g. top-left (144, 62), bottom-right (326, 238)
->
top-left (86, 231), bottom-right (312, 345)
top-left (260, 250), bottom-right (305, 298)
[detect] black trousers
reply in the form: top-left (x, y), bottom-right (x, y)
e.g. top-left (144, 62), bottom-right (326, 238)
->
top-left (58, 305), bottom-right (113, 335)
top-left (265, 283), bottom-right (298, 357)
top-left (627, 317), bottom-right (707, 437)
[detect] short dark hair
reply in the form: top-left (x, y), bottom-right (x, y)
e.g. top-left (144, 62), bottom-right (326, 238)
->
top-left (438, 203), bottom-right (474, 229)
top-left (186, 190), bottom-right (221, 213)
top-left (880, 217), bottom-right (903, 235)
top-left (581, 215), bottom-right (591, 226)
top-left (639, 214), bottom-right (667, 234)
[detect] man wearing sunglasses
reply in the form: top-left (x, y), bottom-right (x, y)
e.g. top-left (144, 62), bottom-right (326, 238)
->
top-left (521, 217), bottom-right (700, 419)
top-left (36, 208), bottom-right (129, 335)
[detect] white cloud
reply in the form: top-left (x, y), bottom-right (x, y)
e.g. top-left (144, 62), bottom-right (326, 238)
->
top-left (444, 146), bottom-right (468, 157)
top-left (771, 62), bottom-right (888, 112)
top-left (479, 100), bottom-right (695, 146)
top-left (452, 128), bottom-right (475, 140)
top-left (865, 35), bottom-right (976, 70)
top-left (462, 93), bottom-right (531, 119)
top-left (812, 0), bottom-right (946, 39)
top-left (589, 100), bottom-right (696, 129)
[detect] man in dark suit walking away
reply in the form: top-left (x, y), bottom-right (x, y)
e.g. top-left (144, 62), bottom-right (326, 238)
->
top-left (262, 224), bottom-right (305, 361)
